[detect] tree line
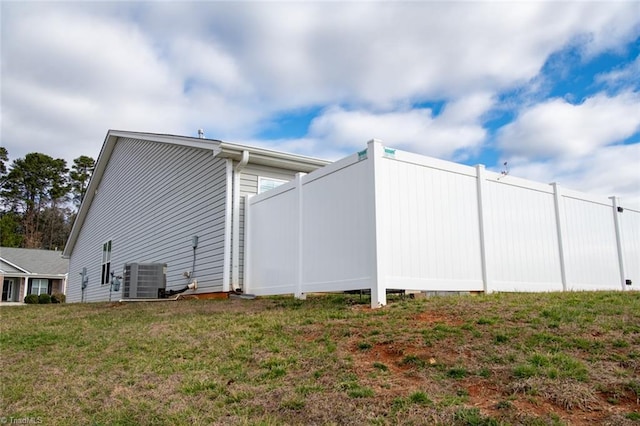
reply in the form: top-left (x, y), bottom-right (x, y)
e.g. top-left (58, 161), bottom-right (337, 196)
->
top-left (0, 147), bottom-right (95, 250)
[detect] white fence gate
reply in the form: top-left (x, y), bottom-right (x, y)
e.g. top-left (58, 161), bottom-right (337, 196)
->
top-left (245, 140), bottom-right (639, 308)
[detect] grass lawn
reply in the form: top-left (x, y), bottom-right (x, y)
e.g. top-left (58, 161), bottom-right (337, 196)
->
top-left (1, 291), bottom-right (639, 425)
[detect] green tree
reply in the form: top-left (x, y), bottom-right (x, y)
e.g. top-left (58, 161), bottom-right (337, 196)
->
top-left (1, 153), bottom-right (69, 248)
top-left (0, 147), bottom-right (8, 177)
top-left (0, 211), bottom-right (23, 247)
top-left (69, 155), bottom-right (95, 206)
top-left (39, 205), bottom-right (73, 250)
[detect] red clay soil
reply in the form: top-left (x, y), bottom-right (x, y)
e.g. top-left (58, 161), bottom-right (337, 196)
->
top-left (344, 306), bottom-right (639, 425)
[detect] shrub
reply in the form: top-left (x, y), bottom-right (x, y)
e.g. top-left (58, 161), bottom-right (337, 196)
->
top-left (38, 294), bottom-right (51, 304)
top-left (51, 292), bottom-right (66, 304)
top-left (24, 294), bottom-right (39, 304)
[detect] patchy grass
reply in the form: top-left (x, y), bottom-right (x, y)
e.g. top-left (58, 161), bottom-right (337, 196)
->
top-left (1, 291), bottom-right (639, 425)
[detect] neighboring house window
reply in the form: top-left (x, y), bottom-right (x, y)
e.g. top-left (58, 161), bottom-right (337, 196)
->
top-left (30, 279), bottom-right (49, 296)
top-left (102, 240), bottom-right (112, 285)
top-left (258, 177), bottom-right (287, 194)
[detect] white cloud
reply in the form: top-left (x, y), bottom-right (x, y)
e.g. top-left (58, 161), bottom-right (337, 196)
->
top-left (509, 143), bottom-right (640, 209)
top-left (497, 92), bottom-right (640, 159)
top-left (303, 93), bottom-right (493, 159)
top-left (596, 55), bottom-right (640, 89)
top-left (1, 0), bottom-right (639, 175)
top-left (203, 1), bottom-right (639, 108)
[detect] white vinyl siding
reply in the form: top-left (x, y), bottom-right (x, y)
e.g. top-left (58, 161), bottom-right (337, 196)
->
top-left (67, 138), bottom-right (229, 302)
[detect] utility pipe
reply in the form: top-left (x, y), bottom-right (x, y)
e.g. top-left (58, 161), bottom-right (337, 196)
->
top-left (118, 295), bottom-right (182, 303)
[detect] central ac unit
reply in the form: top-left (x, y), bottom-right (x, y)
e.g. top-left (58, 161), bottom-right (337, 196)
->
top-left (122, 263), bottom-right (167, 299)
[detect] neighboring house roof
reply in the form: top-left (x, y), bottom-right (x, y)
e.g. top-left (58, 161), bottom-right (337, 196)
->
top-left (63, 130), bottom-right (331, 259)
top-left (0, 247), bottom-right (69, 276)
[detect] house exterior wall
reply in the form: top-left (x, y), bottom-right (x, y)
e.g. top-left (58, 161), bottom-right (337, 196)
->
top-left (67, 138), bottom-right (228, 302)
top-left (246, 140), bottom-right (639, 308)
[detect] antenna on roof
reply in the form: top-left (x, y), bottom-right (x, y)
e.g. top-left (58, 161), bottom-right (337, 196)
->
top-left (197, 129), bottom-right (205, 139)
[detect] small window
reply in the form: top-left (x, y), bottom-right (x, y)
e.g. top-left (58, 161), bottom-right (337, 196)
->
top-left (30, 279), bottom-right (49, 296)
top-left (258, 177), bottom-right (287, 194)
top-left (101, 240), bottom-right (112, 285)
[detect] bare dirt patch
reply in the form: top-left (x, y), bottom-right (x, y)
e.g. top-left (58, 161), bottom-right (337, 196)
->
top-left (413, 311), bottom-right (464, 326)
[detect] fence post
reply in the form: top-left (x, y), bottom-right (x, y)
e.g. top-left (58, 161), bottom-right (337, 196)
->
top-left (243, 194), bottom-right (253, 295)
top-left (294, 173), bottom-right (306, 300)
top-left (552, 183), bottom-right (568, 291)
top-left (369, 140), bottom-right (387, 308)
top-left (475, 165), bottom-right (491, 294)
top-left (609, 196), bottom-right (627, 291)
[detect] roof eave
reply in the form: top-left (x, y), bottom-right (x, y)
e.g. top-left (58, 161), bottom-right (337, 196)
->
top-left (215, 143), bottom-right (330, 173)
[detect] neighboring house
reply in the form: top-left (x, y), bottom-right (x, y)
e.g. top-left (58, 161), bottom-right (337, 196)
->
top-left (0, 247), bottom-right (69, 303)
top-left (63, 130), bottom-right (329, 302)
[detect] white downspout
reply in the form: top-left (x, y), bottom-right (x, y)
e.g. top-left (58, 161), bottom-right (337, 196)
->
top-left (222, 159), bottom-right (233, 292)
top-left (232, 151), bottom-right (249, 291)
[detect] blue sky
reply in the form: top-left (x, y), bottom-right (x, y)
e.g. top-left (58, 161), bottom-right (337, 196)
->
top-left (1, 1), bottom-right (639, 206)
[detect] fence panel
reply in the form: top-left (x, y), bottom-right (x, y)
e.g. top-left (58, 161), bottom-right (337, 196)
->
top-left (561, 192), bottom-right (621, 290)
top-left (301, 154), bottom-right (376, 292)
top-left (245, 183), bottom-right (299, 295)
top-left (483, 177), bottom-right (562, 292)
top-left (619, 205), bottom-right (640, 289)
top-left (377, 152), bottom-right (483, 291)
top-left (245, 140), bottom-right (638, 306)
top-left (556, 191), bottom-right (621, 290)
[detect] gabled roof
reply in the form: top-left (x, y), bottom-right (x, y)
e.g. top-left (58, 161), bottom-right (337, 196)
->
top-left (0, 247), bottom-right (68, 276)
top-left (62, 130), bottom-right (330, 258)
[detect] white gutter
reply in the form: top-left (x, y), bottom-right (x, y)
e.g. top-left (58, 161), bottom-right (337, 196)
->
top-left (222, 159), bottom-right (233, 292)
top-left (232, 151), bottom-right (249, 291)
top-left (0, 273), bottom-right (66, 279)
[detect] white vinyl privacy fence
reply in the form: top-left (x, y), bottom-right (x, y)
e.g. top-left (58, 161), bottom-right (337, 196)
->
top-left (244, 140), bottom-right (639, 308)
